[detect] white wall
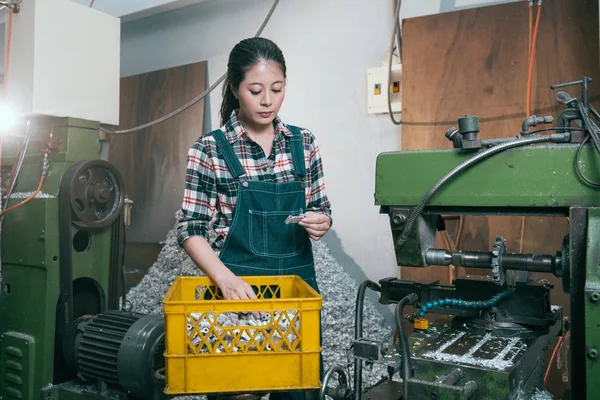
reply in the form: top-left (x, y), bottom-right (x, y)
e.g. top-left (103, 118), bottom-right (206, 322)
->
top-left (120, 0), bottom-right (402, 284)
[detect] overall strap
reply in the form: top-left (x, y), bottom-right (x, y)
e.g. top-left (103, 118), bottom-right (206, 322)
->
top-left (211, 129), bottom-right (246, 179)
top-left (287, 125), bottom-right (306, 178)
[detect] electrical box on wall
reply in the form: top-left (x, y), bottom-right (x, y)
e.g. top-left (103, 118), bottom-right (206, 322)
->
top-left (367, 64), bottom-right (402, 115)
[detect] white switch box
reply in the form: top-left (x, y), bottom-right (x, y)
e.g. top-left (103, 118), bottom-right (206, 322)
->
top-left (367, 64), bottom-right (402, 115)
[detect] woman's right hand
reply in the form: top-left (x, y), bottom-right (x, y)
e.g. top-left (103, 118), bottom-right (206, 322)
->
top-left (215, 273), bottom-right (257, 300)
top-left (214, 273), bottom-right (261, 318)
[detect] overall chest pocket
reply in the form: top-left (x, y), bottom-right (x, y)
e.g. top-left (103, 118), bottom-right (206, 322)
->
top-left (249, 209), bottom-right (305, 258)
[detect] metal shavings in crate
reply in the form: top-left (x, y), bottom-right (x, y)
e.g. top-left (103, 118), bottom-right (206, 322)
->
top-left (186, 310), bottom-right (301, 354)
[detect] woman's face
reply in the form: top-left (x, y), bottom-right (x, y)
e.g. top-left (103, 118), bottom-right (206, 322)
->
top-left (234, 60), bottom-right (286, 128)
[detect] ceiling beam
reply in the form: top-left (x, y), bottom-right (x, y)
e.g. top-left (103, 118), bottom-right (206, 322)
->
top-left (69, 0), bottom-right (212, 23)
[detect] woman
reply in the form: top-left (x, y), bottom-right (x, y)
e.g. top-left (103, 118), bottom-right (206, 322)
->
top-left (176, 37), bottom-right (332, 400)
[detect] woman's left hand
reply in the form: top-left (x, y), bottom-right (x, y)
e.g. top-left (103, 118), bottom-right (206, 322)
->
top-left (299, 211), bottom-right (331, 241)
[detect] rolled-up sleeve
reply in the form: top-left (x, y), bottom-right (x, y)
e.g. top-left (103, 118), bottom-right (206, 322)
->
top-left (176, 141), bottom-right (217, 247)
top-left (305, 131), bottom-right (332, 218)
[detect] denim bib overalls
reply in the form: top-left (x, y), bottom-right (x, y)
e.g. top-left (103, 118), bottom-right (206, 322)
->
top-left (211, 125), bottom-right (323, 400)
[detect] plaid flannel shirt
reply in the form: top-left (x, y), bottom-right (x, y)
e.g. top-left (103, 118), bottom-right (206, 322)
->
top-left (176, 110), bottom-right (332, 251)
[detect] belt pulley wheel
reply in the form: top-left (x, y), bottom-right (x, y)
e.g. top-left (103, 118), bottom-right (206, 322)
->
top-left (66, 160), bottom-right (124, 228)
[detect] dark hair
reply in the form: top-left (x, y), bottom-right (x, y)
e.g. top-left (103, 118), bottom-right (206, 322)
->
top-left (220, 37), bottom-right (287, 126)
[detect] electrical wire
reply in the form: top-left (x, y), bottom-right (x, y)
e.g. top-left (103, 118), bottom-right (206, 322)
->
top-left (387, 0), bottom-right (402, 126)
top-left (521, 1), bottom-right (535, 256)
top-left (89, 0), bottom-right (95, 7)
top-left (4, 126), bottom-right (32, 209)
top-left (0, 176), bottom-right (44, 217)
top-left (526, 1), bottom-right (542, 118)
top-left (528, 1), bottom-right (533, 63)
top-left (6, 140), bottom-right (21, 189)
top-left (521, 2), bottom-right (541, 256)
top-left (3, 122), bottom-right (35, 214)
top-left (455, 216), bottom-right (464, 253)
top-left (445, 215), bottom-right (466, 279)
top-left (440, 216), bottom-right (468, 281)
top-left (1, 123), bottom-right (49, 219)
top-left (100, 0), bottom-right (280, 135)
top-left (4, 137), bottom-right (28, 207)
top-left (544, 334), bottom-right (566, 385)
top-left (441, 230), bottom-right (454, 282)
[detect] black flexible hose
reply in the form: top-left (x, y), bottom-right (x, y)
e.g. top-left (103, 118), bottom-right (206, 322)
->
top-left (395, 133), bottom-right (570, 250)
top-left (396, 293), bottom-right (418, 400)
top-left (353, 280), bottom-right (382, 400)
top-left (575, 135), bottom-right (600, 187)
top-left (578, 103), bottom-right (600, 153)
top-left (319, 366), bottom-right (350, 400)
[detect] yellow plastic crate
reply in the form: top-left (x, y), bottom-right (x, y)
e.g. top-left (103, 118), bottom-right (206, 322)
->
top-left (162, 275), bottom-right (323, 395)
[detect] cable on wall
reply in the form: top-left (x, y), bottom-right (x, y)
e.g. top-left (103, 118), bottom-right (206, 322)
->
top-left (387, 0), bottom-right (402, 126)
top-left (100, 0), bottom-right (280, 135)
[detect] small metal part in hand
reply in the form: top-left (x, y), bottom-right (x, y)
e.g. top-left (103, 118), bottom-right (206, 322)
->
top-left (285, 215), bottom-right (305, 224)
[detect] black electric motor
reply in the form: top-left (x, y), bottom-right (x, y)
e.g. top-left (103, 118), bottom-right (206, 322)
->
top-left (73, 310), bottom-right (165, 399)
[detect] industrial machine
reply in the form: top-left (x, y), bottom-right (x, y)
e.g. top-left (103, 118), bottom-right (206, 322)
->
top-left (1, 78), bottom-right (597, 400)
top-left (321, 77), bottom-right (600, 400)
top-left (0, 2), bottom-right (597, 397)
top-left (0, 0), bottom-right (171, 396)
top-left (0, 117), bottom-right (167, 400)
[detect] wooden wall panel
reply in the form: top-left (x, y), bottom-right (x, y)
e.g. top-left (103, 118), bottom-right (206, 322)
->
top-left (401, 0), bottom-right (599, 280)
top-left (401, 1), bottom-right (599, 396)
top-left (108, 61), bottom-right (207, 244)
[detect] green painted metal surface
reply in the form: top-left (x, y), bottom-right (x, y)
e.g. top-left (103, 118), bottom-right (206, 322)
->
top-left (0, 117), bottom-right (116, 399)
top-left (400, 317), bottom-right (559, 399)
top-left (0, 332), bottom-right (36, 400)
top-left (375, 144), bottom-right (600, 208)
top-left (408, 324), bottom-right (510, 399)
top-left (585, 207), bottom-right (600, 400)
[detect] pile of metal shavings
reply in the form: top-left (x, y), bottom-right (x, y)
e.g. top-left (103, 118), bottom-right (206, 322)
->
top-left (126, 212), bottom-right (394, 400)
top-left (523, 388), bottom-right (554, 400)
top-left (6, 191), bottom-right (54, 199)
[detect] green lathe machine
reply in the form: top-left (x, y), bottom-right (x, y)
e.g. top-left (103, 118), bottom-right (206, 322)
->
top-left (0, 117), bottom-right (167, 400)
top-left (321, 79), bottom-right (600, 400)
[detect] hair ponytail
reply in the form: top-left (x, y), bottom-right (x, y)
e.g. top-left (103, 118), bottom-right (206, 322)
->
top-left (219, 37), bottom-right (287, 127)
top-left (220, 78), bottom-right (240, 126)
